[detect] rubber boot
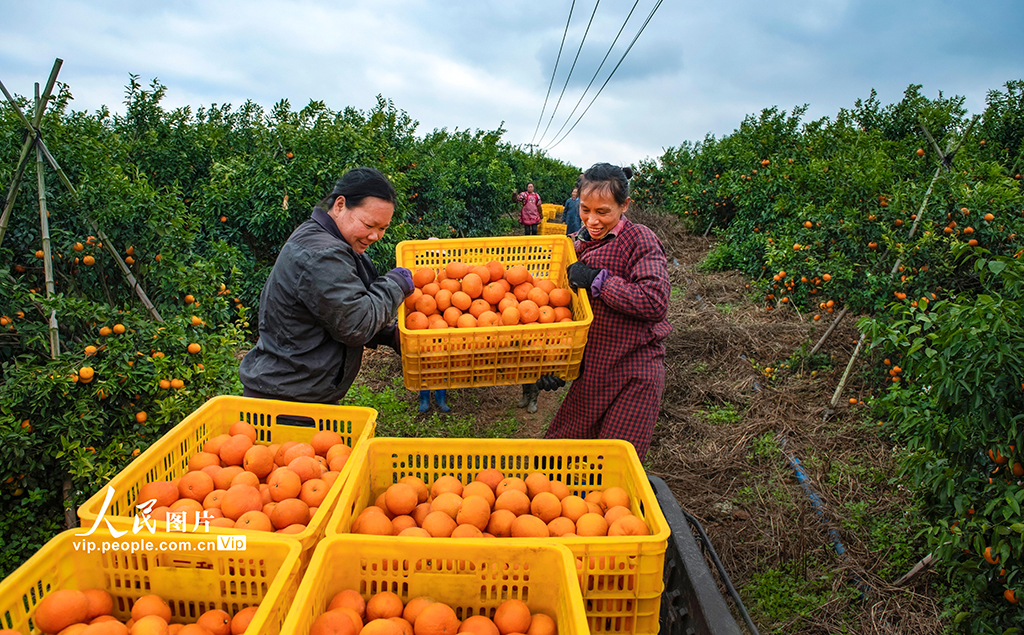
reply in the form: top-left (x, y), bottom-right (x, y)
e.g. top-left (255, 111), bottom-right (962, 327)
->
top-left (434, 389), bottom-right (450, 413)
top-left (419, 390), bottom-right (430, 413)
top-left (518, 384), bottom-right (531, 408)
top-left (526, 383), bottom-right (539, 414)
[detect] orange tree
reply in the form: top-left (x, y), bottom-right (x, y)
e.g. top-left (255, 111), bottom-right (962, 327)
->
top-left (862, 248), bottom-right (1024, 632)
top-left (632, 80), bottom-right (1024, 629)
top-left (0, 77), bottom-right (577, 575)
top-left (632, 83), bottom-right (1024, 318)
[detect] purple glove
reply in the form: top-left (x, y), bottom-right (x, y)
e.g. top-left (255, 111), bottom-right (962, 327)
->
top-left (385, 267), bottom-right (414, 297)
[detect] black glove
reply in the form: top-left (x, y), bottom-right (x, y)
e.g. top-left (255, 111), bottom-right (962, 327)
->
top-left (567, 261), bottom-right (603, 294)
top-left (367, 324), bottom-right (400, 354)
top-left (537, 375), bottom-right (566, 391)
top-left (384, 267), bottom-right (415, 297)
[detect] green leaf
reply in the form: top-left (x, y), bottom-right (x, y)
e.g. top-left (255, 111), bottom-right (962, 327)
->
top-left (989, 260), bottom-right (1007, 275)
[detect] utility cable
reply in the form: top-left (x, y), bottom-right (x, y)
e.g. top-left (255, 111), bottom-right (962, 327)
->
top-left (531, 0), bottom-right (577, 146)
top-left (537, 0), bottom-right (601, 147)
top-left (540, 0), bottom-right (641, 150)
top-left (545, 0), bottom-right (664, 151)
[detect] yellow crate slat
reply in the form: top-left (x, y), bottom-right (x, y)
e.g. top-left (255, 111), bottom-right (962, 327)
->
top-left (540, 220), bottom-right (568, 235)
top-left (396, 236), bottom-right (593, 391)
top-left (281, 535), bottom-right (590, 635)
top-left (328, 437), bottom-right (669, 635)
top-left (0, 528), bottom-right (302, 634)
top-left (76, 396), bottom-right (376, 567)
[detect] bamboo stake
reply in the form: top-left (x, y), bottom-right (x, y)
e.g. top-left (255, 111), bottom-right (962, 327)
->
top-left (88, 221), bottom-right (164, 322)
top-left (0, 59), bottom-right (62, 251)
top-left (809, 307), bottom-right (848, 356)
top-left (895, 552), bottom-right (934, 587)
top-left (829, 332), bottom-right (866, 411)
top-left (34, 85), bottom-right (59, 358)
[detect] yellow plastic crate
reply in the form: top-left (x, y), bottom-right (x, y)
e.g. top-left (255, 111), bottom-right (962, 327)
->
top-left (540, 220), bottom-right (568, 235)
top-left (395, 235), bottom-right (593, 390)
top-left (77, 396), bottom-right (376, 567)
top-left (328, 438), bottom-right (669, 635)
top-left (0, 528), bottom-right (301, 634)
top-left (280, 535), bottom-right (590, 635)
top-left (541, 203), bottom-right (564, 220)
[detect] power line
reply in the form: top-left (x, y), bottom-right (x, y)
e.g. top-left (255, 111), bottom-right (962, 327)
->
top-left (537, 0), bottom-right (601, 147)
top-left (531, 0), bottom-right (577, 146)
top-left (540, 0), bottom-right (641, 150)
top-left (545, 0), bottom-right (664, 152)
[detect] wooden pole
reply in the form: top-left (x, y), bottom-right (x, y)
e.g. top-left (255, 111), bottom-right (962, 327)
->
top-left (34, 84), bottom-right (60, 358)
top-left (0, 59), bottom-right (62, 250)
top-left (88, 221), bottom-right (164, 322)
top-left (809, 306), bottom-right (848, 356)
top-left (895, 552), bottom-right (934, 587)
top-left (829, 332), bottom-right (865, 410)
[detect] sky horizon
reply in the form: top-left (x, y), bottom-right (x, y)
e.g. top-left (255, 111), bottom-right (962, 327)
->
top-left (2, 1), bottom-right (1022, 172)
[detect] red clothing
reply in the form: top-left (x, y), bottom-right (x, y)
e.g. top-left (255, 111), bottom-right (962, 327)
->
top-left (517, 191), bottom-right (542, 225)
top-left (544, 217), bottom-right (672, 459)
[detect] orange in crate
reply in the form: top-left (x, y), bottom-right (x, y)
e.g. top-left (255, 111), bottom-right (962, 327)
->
top-left (396, 236), bottom-right (593, 390)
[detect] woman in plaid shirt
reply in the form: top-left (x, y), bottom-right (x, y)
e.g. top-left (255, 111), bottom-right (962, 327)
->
top-left (541, 163), bottom-right (672, 459)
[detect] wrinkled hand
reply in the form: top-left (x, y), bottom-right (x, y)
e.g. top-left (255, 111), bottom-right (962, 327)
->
top-left (537, 374), bottom-right (566, 391)
top-left (385, 267), bottom-right (415, 297)
top-left (567, 261), bottom-right (604, 294)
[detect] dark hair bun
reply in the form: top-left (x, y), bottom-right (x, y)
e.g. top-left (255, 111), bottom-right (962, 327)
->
top-left (622, 167), bottom-right (634, 180)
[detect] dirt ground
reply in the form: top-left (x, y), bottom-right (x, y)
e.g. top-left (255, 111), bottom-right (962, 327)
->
top-left (359, 208), bottom-right (945, 634)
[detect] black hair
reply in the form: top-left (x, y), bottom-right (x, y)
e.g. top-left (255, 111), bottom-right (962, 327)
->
top-left (578, 163), bottom-right (633, 206)
top-left (318, 167), bottom-right (397, 210)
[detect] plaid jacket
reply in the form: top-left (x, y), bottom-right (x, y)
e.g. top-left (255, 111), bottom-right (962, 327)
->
top-left (545, 217), bottom-right (671, 458)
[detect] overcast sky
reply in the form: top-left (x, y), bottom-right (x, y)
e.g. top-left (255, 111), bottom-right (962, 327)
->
top-left (2, 0), bottom-right (1022, 172)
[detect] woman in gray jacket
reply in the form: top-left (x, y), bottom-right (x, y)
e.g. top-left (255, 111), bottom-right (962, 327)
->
top-left (239, 167), bottom-right (414, 404)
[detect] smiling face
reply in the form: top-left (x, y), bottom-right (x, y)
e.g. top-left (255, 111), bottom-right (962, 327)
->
top-left (579, 183), bottom-right (630, 240)
top-left (331, 196), bottom-right (394, 253)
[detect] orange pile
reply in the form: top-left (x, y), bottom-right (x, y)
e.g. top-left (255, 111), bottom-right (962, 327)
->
top-left (351, 470), bottom-right (650, 539)
top-left (404, 262), bottom-right (574, 330)
top-left (135, 422), bottom-right (352, 534)
top-left (23, 588), bottom-right (258, 634)
top-left (311, 592), bottom-right (556, 635)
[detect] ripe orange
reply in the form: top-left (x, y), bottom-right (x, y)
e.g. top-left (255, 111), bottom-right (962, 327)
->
top-left (431, 492), bottom-right (464, 519)
top-left (482, 282), bottom-right (505, 305)
top-left (415, 295), bottom-right (438, 316)
top-left (439, 278), bottom-right (462, 294)
top-left (354, 509), bottom-right (394, 536)
top-left (445, 262), bottom-right (469, 279)
top-left (475, 469), bottom-right (505, 492)
top-left (511, 514), bottom-right (549, 537)
top-left (188, 343), bottom-right (201, 354)
top-left (560, 496), bottom-right (588, 522)
top-left (231, 606), bottom-right (259, 635)
top-left (547, 516), bottom-right (576, 536)
top-left (34, 589), bottom-right (90, 633)
top-left (496, 477), bottom-right (527, 496)
top-left (82, 588), bottom-right (113, 621)
top-left (421, 511), bottom-right (458, 537)
top-left (243, 445), bottom-right (275, 479)
top-left (310, 610), bottom-right (359, 635)
top-left (442, 307), bottom-right (462, 327)
top-left (402, 597), bottom-right (436, 624)
top-left (460, 615), bottom-right (499, 635)
top-left (609, 514), bottom-right (650, 536)
top-left (178, 471), bottom-right (215, 502)
top-left (413, 602), bottom-right (459, 635)
top-left (451, 291), bottom-right (472, 311)
top-left (197, 609), bottom-right (231, 635)
top-left (576, 512), bottom-right (609, 536)
top-left (131, 595), bottom-right (172, 623)
top-left (493, 599), bottom-right (532, 635)
top-left (518, 300), bottom-right (539, 324)
top-left (434, 289), bottom-right (453, 312)
top-left (405, 289), bottom-right (423, 312)
top-left (328, 589), bottom-right (366, 618)
top-left (221, 484), bottom-right (263, 520)
top-left (363, 619), bottom-right (404, 635)
top-left (310, 430), bottom-right (343, 457)
top-left (406, 312), bottom-right (429, 330)
top-left (138, 481), bottom-right (179, 508)
top-left (300, 478), bottom-right (329, 508)
top-left (513, 283), bottom-right (534, 302)
top-left (468, 298), bottom-right (491, 318)
top-left (505, 265), bottom-right (529, 286)
top-left (399, 476), bottom-right (430, 503)
top-left (413, 268), bottom-right (436, 288)
top-left (83, 255), bottom-right (96, 266)
top-left (462, 273), bottom-right (484, 299)
top-left (462, 481), bottom-right (496, 507)
top-left (220, 435), bottom-right (254, 466)
top-left (526, 613), bottom-right (555, 635)
top-left (494, 490), bottom-right (531, 517)
top-left (386, 483), bottom-right (419, 516)
top-left (366, 592), bottom-right (405, 620)
top-left (500, 306), bottom-right (520, 326)
top-left (456, 495), bottom-right (492, 530)
top-left (485, 260), bottom-right (505, 282)
top-left (529, 492), bottom-right (562, 523)
top-left (430, 475), bottom-right (465, 498)
top-left (486, 509), bottom-right (516, 537)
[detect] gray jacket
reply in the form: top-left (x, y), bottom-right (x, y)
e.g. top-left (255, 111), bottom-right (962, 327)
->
top-left (239, 208), bottom-right (404, 403)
